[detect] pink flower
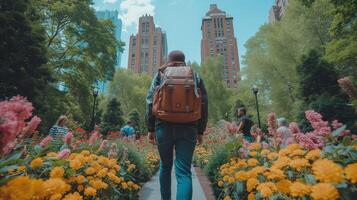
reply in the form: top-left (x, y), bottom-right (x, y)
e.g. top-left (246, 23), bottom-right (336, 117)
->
top-left (97, 140), bottom-right (108, 152)
top-left (89, 131), bottom-right (102, 145)
top-left (64, 131), bottom-right (73, 145)
top-left (23, 116), bottom-right (41, 136)
top-left (57, 149), bottom-right (71, 159)
top-left (40, 136), bottom-right (53, 147)
top-left (224, 121), bottom-right (239, 134)
top-left (332, 120), bottom-right (343, 129)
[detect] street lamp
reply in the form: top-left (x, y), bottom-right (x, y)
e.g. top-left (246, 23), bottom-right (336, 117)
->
top-left (90, 87), bottom-right (99, 131)
top-left (252, 85), bottom-right (261, 128)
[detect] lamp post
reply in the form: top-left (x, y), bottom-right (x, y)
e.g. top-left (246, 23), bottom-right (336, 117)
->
top-left (90, 88), bottom-right (99, 131)
top-left (252, 85), bottom-right (261, 128)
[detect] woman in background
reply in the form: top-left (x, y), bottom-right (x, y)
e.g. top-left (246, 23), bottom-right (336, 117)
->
top-left (49, 115), bottom-right (69, 150)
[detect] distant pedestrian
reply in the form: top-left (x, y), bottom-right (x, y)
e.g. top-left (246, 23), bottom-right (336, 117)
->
top-left (277, 117), bottom-right (292, 147)
top-left (236, 107), bottom-right (254, 142)
top-left (120, 121), bottom-right (135, 141)
top-left (49, 115), bottom-right (69, 150)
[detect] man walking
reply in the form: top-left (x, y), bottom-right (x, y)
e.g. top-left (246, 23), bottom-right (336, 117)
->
top-left (236, 107), bottom-right (254, 142)
top-left (146, 50), bottom-right (208, 200)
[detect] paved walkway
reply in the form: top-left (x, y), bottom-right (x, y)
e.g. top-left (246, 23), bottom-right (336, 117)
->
top-left (139, 166), bottom-right (207, 200)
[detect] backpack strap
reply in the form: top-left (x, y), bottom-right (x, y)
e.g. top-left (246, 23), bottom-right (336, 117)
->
top-left (184, 78), bottom-right (190, 112)
top-left (167, 76), bottom-right (174, 112)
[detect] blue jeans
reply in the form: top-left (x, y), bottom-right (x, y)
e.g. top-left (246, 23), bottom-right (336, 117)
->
top-left (156, 124), bottom-right (197, 200)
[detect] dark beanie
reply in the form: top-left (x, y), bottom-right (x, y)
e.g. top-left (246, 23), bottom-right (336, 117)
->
top-left (168, 50), bottom-right (185, 62)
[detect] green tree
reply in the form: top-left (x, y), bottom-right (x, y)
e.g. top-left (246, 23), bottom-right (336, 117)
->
top-left (30, 0), bottom-right (123, 127)
top-left (0, 0), bottom-right (50, 104)
top-left (107, 69), bottom-right (151, 130)
top-left (101, 98), bottom-right (124, 135)
top-left (199, 56), bottom-right (231, 122)
top-left (128, 109), bottom-right (141, 133)
top-left (297, 50), bottom-right (356, 130)
top-left (242, 0), bottom-right (334, 120)
top-left (324, 0), bottom-right (357, 79)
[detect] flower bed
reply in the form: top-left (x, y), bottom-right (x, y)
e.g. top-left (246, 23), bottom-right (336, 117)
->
top-left (195, 110), bottom-right (357, 200)
top-left (0, 96), bottom-right (160, 200)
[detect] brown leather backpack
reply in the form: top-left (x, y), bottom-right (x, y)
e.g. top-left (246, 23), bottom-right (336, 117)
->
top-left (152, 66), bottom-right (202, 123)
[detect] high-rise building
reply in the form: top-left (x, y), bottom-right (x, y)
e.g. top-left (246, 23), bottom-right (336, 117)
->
top-left (96, 10), bottom-right (123, 67)
top-left (128, 15), bottom-right (168, 75)
top-left (201, 4), bottom-right (240, 87)
top-left (269, 0), bottom-right (289, 23)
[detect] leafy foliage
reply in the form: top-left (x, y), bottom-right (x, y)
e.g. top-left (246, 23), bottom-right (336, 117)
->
top-left (101, 98), bottom-right (124, 136)
top-left (106, 69), bottom-right (151, 131)
top-left (0, 0), bottom-right (55, 132)
top-left (297, 50), bottom-right (356, 131)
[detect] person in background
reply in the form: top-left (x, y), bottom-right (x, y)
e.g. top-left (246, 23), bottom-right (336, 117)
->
top-left (277, 117), bottom-right (292, 147)
top-left (236, 107), bottom-right (254, 142)
top-left (120, 121), bottom-right (135, 141)
top-left (49, 115), bottom-right (69, 150)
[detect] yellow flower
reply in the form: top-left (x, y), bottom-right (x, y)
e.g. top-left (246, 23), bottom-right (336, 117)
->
top-left (47, 152), bottom-right (58, 157)
top-left (290, 149), bottom-right (305, 157)
top-left (49, 194), bottom-right (62, 200)
top-left (312, 159), bottom-right (344, 183)
top-left (261, 149), bottom-right (270, 156)
top-left (97, 168), bottom-right (108, 178)
top-left (77, 185), bottom-right (84, 192)
top-left (76, 175), bottom-right (85, 184)
top-left (267, 152), bottom-right (278, 160)
top-left (121, 182), bottom-right (128, 189)
top-left (44, 178), bottom-right (71, 196)
top-left (251, 166), bottom-right (265, 176)
top-left (265, 167), bottom-right (285, 180)
top-left (218, 181), bottom-right (224, 187)
top-left (234, 171), bottom-right (248, 181)
top-left (80, 150), bottom-right (90, 156)
top-left (256, 182), bottom-right (277, 198)
top-left (84, 187), bottom-right (97, 196)
top-left (30, 157), bottom-right (43, 169)
top-left (63, 192), bottom-right (83, 200)
top-left (0, 176), bottom-right (45, 200)
top-left (289, 159), bottom-right (309, 171)
top-left (228, 177), bottom-right (235, 183)
top-left (305, 149), bottom-right (321, 160)
top-left (248, 143), bottom-right (261, 151)
top-left (89, 179), bottom-right (108, 190)
top-left (276, 179), bottom-right (292, 194)
top-left (310, 183), bottom-right (339, 200)
top-left (16, 165), bottom-right (26, 172)
top-left (223, 196), bottom-right (232, 200)
top-left (289, 182), bottom-right (310, 197)
top-left (247, 178), bottom-right (259, 192)
top-left (223, 175), bottom-right (230, 182)
top-left (50, 167), bottom-right (65, 178)
top-left (247, 158), bottom-right (258, 167)
top-left (249, 151), bottom-right (257, 157)
top-left (70, 159), bottom-right (82, 170)
top-left (248, 192), bottom-right (255, 200)
top-left (85, 167), bottom-right (96, 175)
top-left (344, 163), bottom-right (357, 183)
top-left (272, 156), bottom-right (290, 169)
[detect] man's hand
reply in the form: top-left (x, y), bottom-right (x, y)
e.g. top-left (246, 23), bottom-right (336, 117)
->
top-left (197, 134), bottom-right (203, 145)
top-left (147, 132), bottom-right (156, 145)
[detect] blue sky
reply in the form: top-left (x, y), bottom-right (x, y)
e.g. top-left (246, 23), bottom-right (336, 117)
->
top-left (93, 0), bottom-right (275, 68)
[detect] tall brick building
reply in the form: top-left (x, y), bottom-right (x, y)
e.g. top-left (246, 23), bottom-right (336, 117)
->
top-left (128, 15), bottom-right (167, 75)
top-left (201, 4), bottom-right (240, 87)
top-left (269, 0), bottom-right (289, 23)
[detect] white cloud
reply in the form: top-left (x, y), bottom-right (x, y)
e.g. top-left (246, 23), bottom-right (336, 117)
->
top-left (169, 0), bottom-right (178, 6)
top-left (103, 0), bottom-right (117, 3)
top-left (119, 0), bottom-right (155, 31)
